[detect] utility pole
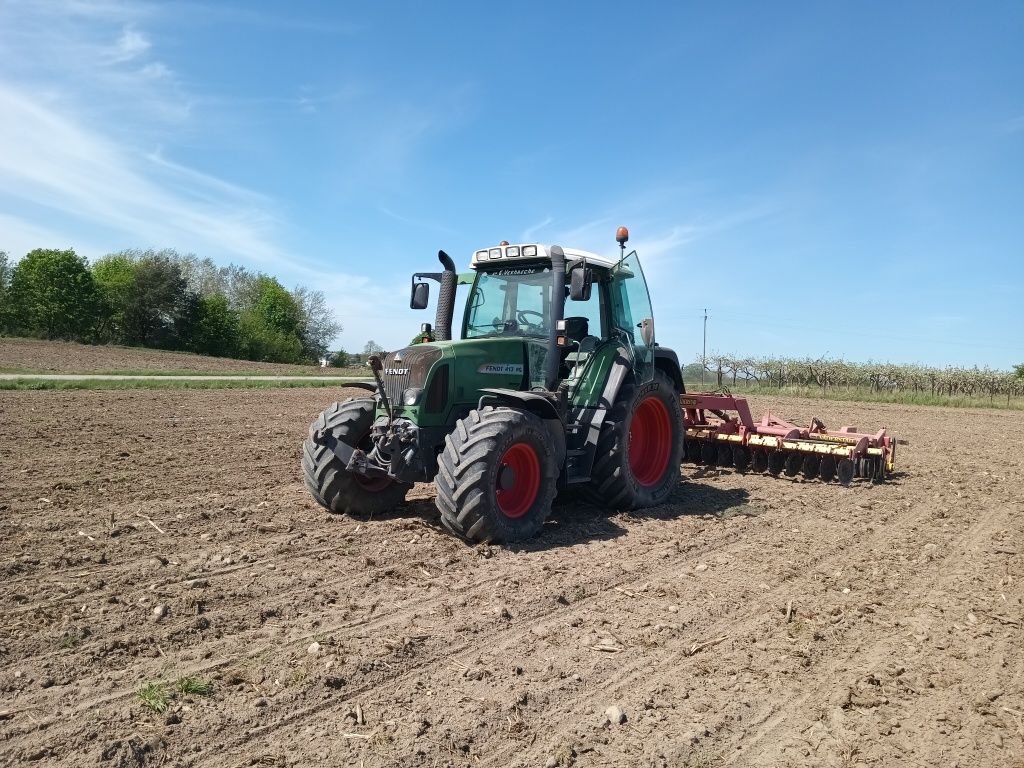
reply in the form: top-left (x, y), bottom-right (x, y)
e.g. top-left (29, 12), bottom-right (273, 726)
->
top-left (702, 308), bottom-right (707, 387)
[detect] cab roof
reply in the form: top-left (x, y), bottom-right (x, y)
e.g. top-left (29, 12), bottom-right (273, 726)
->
top-left (471, 243), bottom-right (619, 270)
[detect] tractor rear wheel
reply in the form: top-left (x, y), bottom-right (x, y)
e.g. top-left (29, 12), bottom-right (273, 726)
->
top-left (583, 369), bottom-right (684, 510)
top-left (435, 407), bottom-right (557, 543)
top-left (302, 399), bottom-right (409, 517)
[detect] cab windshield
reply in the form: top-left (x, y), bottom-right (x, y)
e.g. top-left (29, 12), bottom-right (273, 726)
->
top-left (463, 266), bottom-right (551, 339)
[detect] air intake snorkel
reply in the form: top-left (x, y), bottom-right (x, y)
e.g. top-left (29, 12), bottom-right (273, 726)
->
top-left (435, 250), bottom-right (457, 341)
top-left (411, 250), bottom-right (457, 342)
top-left (544, 245), bottom-right (567, 391)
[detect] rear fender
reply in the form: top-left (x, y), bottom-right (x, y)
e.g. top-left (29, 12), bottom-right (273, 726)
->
top-left (477, 388), bottom-right (566, 466)
top-left (653, 347), bottom-right (684, 394)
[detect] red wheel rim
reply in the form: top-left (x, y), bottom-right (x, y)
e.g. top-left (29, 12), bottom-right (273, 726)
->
top-left (629, 396), bottom-right (672, 487)
top-left (495, 442), bottom-right (541, 519)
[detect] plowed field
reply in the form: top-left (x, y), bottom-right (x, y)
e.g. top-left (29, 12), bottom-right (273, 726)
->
top-left (1, 389), bottom-right (1021, 767)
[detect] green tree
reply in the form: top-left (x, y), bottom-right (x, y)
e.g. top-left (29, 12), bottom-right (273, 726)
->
top-left (363, 340), bottom-right (384, 356)
top-left (237, 276), bottom-right (307, 363)
top-left (121, 254), bottom-right (188, 347)
top-left (190, 293), bottom-right (240, 357)
top-left (250, 276), bottom-right (303, 336)
top-left (6, 248), bottom-right (101, 339)
top-left (0, 251), bottom-right (11, 331)
top-left (1015, 364), bottom-right (1024, 379)
top-left (328, 349), bottom-right (349, 367)
top-left (291, 285), bottom-right (342, 362)
top-left (91, 254), bottom-right (137, 342)
top-left (409, 328), bottom-right (435, 345)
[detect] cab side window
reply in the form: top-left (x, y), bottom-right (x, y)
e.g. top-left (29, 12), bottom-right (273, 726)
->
top-left (563, 276), bottom-right (606, 342)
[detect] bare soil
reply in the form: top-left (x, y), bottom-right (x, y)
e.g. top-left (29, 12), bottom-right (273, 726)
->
top-left (0, 389), bottom-right (1021, 767)
top-left (0, 338), bottom-right (354, 375)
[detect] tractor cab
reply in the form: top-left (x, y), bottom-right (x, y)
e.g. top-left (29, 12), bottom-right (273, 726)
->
top-left (410, 231), bottom-right (664, 396)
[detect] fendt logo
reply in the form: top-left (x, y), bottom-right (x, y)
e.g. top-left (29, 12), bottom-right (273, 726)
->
top-left (385, 368), bottom-right (409, 376)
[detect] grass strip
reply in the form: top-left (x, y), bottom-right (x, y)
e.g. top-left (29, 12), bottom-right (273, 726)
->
top-left (0, 378), bottom-right (368, 391)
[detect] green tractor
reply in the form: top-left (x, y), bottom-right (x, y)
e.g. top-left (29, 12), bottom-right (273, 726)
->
top-left (302, 227), bottom-right (686, 543)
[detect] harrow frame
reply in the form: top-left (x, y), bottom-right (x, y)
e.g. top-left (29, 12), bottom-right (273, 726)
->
top-left (680, 393), bottom-right (896, 484)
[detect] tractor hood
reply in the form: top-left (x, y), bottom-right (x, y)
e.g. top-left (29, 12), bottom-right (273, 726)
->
top-left (378, 337), bottom-right (549, 424)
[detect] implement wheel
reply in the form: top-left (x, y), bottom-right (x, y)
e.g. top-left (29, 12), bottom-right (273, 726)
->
top-left (302, 399), bottom-right (409, 517)
top-left (583, 370), bottom-right (684, 510)
top-left (435, 407), bottom-right (557, 543)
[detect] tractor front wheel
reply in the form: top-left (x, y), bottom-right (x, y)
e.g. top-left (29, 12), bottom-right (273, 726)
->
top-left (583, 369), bottom-right (684, 510)
top-left (302, 399), bottom-right (409, 517)
top-left (435, 407), bottom-right (557, 543)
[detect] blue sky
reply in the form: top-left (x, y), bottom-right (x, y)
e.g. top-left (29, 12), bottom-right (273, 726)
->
top-left (0, 1), bottom-right (1021, 367)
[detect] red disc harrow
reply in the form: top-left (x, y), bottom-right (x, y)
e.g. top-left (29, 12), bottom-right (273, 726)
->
top-left (680, 393), bottom-right (896, 485)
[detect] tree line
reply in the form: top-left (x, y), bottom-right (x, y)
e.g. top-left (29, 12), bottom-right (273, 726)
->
top-left (0, 248), bottom-right (341, 364)
top-left (694, 353), bottom-right (1024, 403)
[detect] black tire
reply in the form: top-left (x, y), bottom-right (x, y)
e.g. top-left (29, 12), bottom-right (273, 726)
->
top-left (583, 370), bottom-right (684, 511)
top-left (302, 399), bottom-right (409, 517)
top-left (435, 407), bottom-right (557, 543)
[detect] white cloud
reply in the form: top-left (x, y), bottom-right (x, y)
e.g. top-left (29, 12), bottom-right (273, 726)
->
top-left (0, 83), bottom-right (283, 263)
top-left (107, 26), bottom-right (151, 62)
top-left (520, 216), bottom-right (554, 242)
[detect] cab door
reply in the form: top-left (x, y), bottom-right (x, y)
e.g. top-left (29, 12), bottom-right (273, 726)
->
top-left (609, 250), bottom-right (656, 381)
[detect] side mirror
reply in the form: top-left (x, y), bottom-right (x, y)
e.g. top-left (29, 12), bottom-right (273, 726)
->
top-left (639, 317), bottom-right (655, 347)
top-left (410, 281), bottom-right (429, 310)
top-left (569, 266), bottom-right (592, 301)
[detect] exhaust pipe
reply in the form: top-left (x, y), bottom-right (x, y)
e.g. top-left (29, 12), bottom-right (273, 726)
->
top-left (544, 245), bottom-right (567, 391)
top-left (435, 250), bottom-right (457, 341)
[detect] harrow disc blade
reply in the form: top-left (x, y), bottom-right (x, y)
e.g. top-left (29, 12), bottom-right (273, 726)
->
top-left (751, 450), bottom-right (769, 473)
top-left (732, 445), bottom-right (750, 473)
top-left (701, 441), bottom-right (718, 466)
top-left (685, 439), bottom-right (702, 463)
top-left (802, 455), bottom-right (820, 480)
top-left (873, 458), bottom-right (887, 484)
top-left (784, 452), bottom-right (802, 477)
top-left (837, 458), bottom-right (855, 486)
top-left (767, 451), bottom-right (786, 476)
top-left (717, 443), bottom-right (733, 467)
top-left (819, 456), bottom-right (836, 482)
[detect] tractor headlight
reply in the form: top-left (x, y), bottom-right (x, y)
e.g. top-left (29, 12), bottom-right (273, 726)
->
top-left (403, 387), bottom-right (423, 406)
